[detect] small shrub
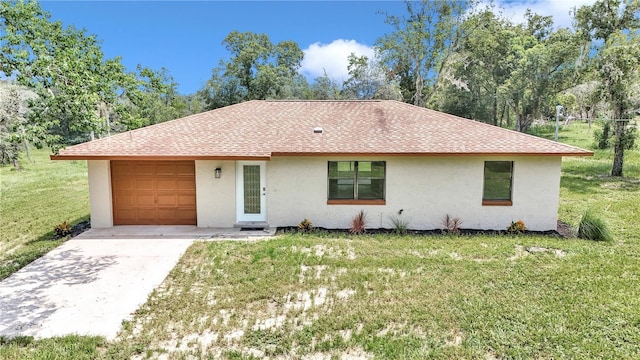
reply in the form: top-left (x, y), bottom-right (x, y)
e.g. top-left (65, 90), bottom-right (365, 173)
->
top-left (441, 214), bottom-right (463, 235)
top-left (54, 220), bottom-right (71, 238)
top-left (577, 210), bottom-right (613, 241)
top-left (350, 210), bottom-right (367, 235)
top-left (593, 120), bottom-right (612, 149)
top-left (621, 125), bottom-right (637, 150)
top-left (389, 214), bottom-right (410, 235)
top-left (298, 218), bottom-right (313, 233)
top-left (507, 220), bottom-right (527, 234)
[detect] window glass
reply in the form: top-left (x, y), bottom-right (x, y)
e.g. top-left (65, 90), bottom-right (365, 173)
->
top-left (358, 161), bottom-right (385, 178)
top-left (357, 178), bottom-right (385, 199)
top-left (483, 161), bottom-right (513, 201)
top-left (328, 161), bottom-right (385, 200)
top-left (328, 179), bottom-right (355, 199)
top-left (329, 161), bottom-right (355, 178)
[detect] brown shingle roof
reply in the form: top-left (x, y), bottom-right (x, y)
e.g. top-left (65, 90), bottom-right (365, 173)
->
top-left (52, 100), bottom-right (593, 160)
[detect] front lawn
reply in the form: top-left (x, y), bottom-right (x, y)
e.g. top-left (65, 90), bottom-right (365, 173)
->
top-left (0, 149), bottom-right (89, 280)
top-left (98, 231), bottom-right (639, 359)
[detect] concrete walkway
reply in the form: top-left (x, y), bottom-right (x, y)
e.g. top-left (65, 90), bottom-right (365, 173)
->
top-left (0, 226), bottom-right (276, 340)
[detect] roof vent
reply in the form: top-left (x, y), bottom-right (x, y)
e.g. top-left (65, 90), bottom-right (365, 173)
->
top-left (313, 127), bottom-right (323, 134)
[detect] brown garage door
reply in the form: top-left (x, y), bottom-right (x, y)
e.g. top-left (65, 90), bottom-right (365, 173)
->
top-left (111, 161), bottom-right (196, 225)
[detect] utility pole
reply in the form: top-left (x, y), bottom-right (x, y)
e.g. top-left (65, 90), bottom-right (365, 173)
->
top-left (555, 105), bottom-right (563, 142)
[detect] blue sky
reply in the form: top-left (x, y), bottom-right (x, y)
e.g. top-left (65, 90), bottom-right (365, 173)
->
top-left (39, 1), bottom-right (592, 95)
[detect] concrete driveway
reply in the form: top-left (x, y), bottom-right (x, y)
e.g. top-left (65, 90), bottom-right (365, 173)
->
top-left (0, 235), bottom-right (194, 340)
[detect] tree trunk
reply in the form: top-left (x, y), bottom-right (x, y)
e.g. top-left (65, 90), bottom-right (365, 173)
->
top-left (413, 72), bottom-right (424, 107)
top-left (611, 119), bottom-right (626, 177)
top-left (492, 91), bottom-right (498, 126)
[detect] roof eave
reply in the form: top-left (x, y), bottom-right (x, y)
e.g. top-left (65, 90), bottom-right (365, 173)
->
top-left (50, 154), bottom-right (272, 161)
top-left (270, 151), bottom-right (594, 157)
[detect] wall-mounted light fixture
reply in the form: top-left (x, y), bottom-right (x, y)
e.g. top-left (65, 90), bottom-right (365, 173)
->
top-left (215, 167), bottom-right (222, 179)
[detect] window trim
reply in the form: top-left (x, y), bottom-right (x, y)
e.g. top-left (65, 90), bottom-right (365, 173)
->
top-left (482, 199), bottom-right (513, 206)
top-left (327, 161), bottom-right (386, 204)
top-left (482, 161), bottom-right (513, 206)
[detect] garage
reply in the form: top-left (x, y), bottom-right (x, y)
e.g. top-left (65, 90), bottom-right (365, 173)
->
top-left (111, 161), bottom-right (196, 225)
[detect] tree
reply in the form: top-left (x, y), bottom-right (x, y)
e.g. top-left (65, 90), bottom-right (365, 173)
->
top-left (341, 53), bottom-right (401, 100)
top-left (1, 0), bottom-right (135, 150)
top-left (563, 81), bottom-right (600, 124)
top-left (376, 0), bottom-right (472, 106)
top-left (0, 86), bottom-right (24, 168)
top-left (200, 31), bottom-right (306, 109)
top-left (499, 13), bottom-right (581, 132)
top-left (575, 0), bottom-right (640, 176)
top-left (436, 9), bottom-right (517, 125)
top-left (121, 66), bottom-right (189, 130)
top-left (311, 70), bottom-right (341, 100)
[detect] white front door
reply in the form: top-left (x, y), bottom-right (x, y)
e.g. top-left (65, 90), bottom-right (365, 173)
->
top-left (236, 161), bottom-right (266, 222)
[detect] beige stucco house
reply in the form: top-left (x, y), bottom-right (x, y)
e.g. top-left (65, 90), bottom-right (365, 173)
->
top-left (52, 100), bottom-right (592, 231)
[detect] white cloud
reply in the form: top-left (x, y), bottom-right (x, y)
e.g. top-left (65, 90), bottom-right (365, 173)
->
top-left (494, 0), bottom-right (596, 28)
top-left (300, 39), bottom-right (375, 84)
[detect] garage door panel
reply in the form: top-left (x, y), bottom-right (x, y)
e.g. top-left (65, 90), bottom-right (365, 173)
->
top-left (114, 178), bottom-right (134, 190)
top-left (157, 194), bottom-right (177, 206)
top-left (115, 209), bottom-right (136, 224)
top-left (156, 164), bottom-right (176, 175)
top-left (176, 163), bottom-right (195, 176)
top-left (157, 179), bottom-right (177, 191)
top-left (114, 192), bottom-right (136, 207)
top-left (157, 208), bottom-right (177, 222)
top-left (177, 179), bottom-right (196, 190)
top-left (134, 164), bottom-right (155, 176)
top-left (135, 178), bottom-right (155, 191)
top-left (136, 193), bottom-right (156, 207)
top-left (136, 209), bottom-right (156, 222)
top-left (176, 209), bottom-right (197, 222)
top-left (111, 160), bottom-right (197, 225)
top-left (111, 162), bottom-right (133, 174)
top-left (177, 194), bottom-right (196, 206)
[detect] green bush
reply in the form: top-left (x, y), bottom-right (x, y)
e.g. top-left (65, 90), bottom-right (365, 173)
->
top-left (577, 210), bottom-right (613, 242)
top-left (593, 120), bottom-right (612, 149)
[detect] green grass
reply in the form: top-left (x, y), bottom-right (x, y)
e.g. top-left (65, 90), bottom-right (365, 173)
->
top-left (1, 122), bottom-right (640, 359)
top-left (0, 149), bottom-right (89, 280)
top-left (94, 233), bottom-right (637, 359)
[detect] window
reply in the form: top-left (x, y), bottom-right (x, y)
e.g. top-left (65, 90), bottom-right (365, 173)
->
top-left (483, 161), bottom-right (513, 206)
top-left (328, 161), bottom-right (385, 204)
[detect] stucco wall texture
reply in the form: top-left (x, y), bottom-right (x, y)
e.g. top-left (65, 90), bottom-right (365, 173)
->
top-left (89, 156), bottom-right (561, 231)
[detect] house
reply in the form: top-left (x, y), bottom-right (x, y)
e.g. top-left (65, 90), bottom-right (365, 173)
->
top-left (51, 100), bottom-right (593, 231)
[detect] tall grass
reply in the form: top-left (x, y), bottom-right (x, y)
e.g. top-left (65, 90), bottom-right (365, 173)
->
top-left (577, 210), bottom-right (613, 241)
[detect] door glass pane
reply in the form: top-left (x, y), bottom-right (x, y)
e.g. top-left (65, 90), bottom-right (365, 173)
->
top-left (244, 165), bottom-right (261, 214)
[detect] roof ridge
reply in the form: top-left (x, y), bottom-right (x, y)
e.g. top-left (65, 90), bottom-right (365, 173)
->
top-left (264, 99), bottom-right (383, 103)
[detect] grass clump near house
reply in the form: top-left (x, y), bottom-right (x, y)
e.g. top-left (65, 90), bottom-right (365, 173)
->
top-left (577, 209), bottom-right (613, 241)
